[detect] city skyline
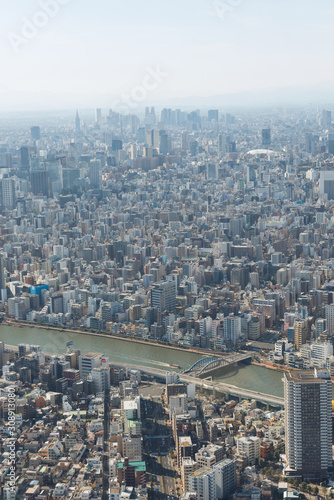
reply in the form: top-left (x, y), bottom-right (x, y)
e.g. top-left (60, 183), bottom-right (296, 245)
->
top-left (1, 2), bottom-right (334, 498)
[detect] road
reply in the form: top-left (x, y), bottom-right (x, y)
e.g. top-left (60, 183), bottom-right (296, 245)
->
top-left (6, 344), bottom-right (284, 406)
top-left (161, 453), bottom-right (176, 497)
top-left (111, 361), bottom-right (285, 407)
top-left (143, 393), bottom-right (176, 498)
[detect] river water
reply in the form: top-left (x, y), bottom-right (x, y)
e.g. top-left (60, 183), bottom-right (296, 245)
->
top-left (0, 325), bottom-right (284, 397)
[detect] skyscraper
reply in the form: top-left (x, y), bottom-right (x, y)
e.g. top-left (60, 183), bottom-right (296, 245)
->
top-left (89, 160), bottom-right (102, 188)
top-left (208, 109), bottom-right (219, 122)
top-left (1, 177), bottom-right (16, 209)
top-left (325, 304), bottom-right (334, 334)
top-left (284, 369), bottom-right (332, 480)
top-left (31, 170), bottom-right (50, 197)
top-left (262, 128), bottom-right (271, 146)
top-left (0, 254), bottom-right (6, 290)
top-left (31, 126), bottom-right (41, 141)
top-left (159, 132), bottom-right (170, 155)
top-left (0, 255), bottom-right (6, 302)
top-left (218, 134), bottom-right (226, 158)
top-left (95, 108), bottom-right (102, 123)
top-left (320, 109), bottom-right (332, 128)
top-left (0, 341), bottom-right (4, 373)
top-left (326, 132), bottom-right (334, 155)
top-left (319, 171), bottom-right (334, 201)
top-left (20, 146), bottom-right (30, 172)
top-left (75, 110), bottom-right (80, 132)
top-left (181, 131), bottom-right (189, 152)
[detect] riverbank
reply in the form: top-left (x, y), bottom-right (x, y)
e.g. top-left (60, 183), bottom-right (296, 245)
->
top-left (252, 359), bottom-right (291, 373)
top-left (0, 324), bottom-right (286, 397)
top-left (2, 320), bottom-right (292, 377)
top-left (2, 319), bottom-right (225, 359)
top-left (251, 359), bottom-right (296, 373)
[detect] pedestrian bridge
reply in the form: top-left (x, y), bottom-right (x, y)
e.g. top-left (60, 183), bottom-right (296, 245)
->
top-left (184, 352), bottom-right (252, 376)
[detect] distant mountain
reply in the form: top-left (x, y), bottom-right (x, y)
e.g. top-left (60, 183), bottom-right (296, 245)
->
top-left (0, 81), bottom-right (333, 113)
top-left (152, 82), bottom-right (334, 109)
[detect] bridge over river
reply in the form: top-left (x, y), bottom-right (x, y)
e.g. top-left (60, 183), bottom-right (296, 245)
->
top-left (183, 352), bottom-right (253, 377)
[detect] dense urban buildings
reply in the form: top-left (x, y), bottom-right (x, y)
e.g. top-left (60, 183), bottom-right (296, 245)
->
top-left (0, 104), bottom-right (334, 497)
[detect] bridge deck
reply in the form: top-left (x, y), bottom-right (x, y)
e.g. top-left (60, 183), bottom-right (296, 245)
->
top-left (107, 361), bottom-right (284, 407)
top-left (185, 352), bottom-right (252, 376)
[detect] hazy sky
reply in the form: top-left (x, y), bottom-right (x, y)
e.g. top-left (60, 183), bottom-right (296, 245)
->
top-left (1, 0), bottom-right (334, 110)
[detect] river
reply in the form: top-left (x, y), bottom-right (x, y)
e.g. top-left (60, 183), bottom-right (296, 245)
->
top-left (0, 325), bottom-right (284, 398)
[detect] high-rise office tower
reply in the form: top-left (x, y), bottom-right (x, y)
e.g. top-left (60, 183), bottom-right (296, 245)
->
top-left (31, 126), bottom-right (41, 141)
top-left (190, 140), bottom-right (198, 156)
top-left (305, 132), bottom-right (315, 155)
top-left (208, 109), bottom-right (219, 122)
top-left (95, 108), bottom-right (102, 123)
top-left (0, 341), bottom-right (4, 373)
top-left (75, 110), bottom-right (80, 132)
top-left (1, 177), bottom-right (16, 209)
top-left (159, 132), bottom-right (170, 155)
top-left (146, 129), bottom-right (155, 147)
top-left (0, 255), bottom-right (6, 303)
top-left (262, 128), bottom-right (271, 146)
top-left (246, 165), bottom-right (256, 184)
top-left (0, 254), bottom-right (6, 290)
top-left (16, 198), bottom-right (26, 217)
top-left (145, 107), bottom-right (156, 125)
top-left (207, 163), bottom-right (218, 180)
top-left (218, 133), bottom-right (226, 158)
top-left (181, 131), bottom-right (189, 152)
top-left (284, 369), bottom-right (332, 480)
top-left (20, 146), bottom-right (30, 171)
top-left (112, 140), bottom-right (123, 151)
top-left (151, 281), bottom-right (176, 313)
top-left (89, 160), bottom-right (102, 188)
top-left (320, 109), bottom-right (332, 128)
top-left (319, 171), bottom-right (334, 201)
top-left (325, 304), bottom-right (334, 334)
top-left (31, 170), bottom-right (50, 197)
top-left (328, 136), bottom-right (334, 155)
top-left (130, 144), bottom-right (137, 160)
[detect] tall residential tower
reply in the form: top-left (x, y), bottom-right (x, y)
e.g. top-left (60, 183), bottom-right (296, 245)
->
top-left (284, 369), bottom-right (332, 480)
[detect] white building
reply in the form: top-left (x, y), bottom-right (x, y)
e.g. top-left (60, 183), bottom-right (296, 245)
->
top-left (78, 352), bottom-right (102, 378)
top-left (166, 371), bottom-right (180, 385)
top-left (1, 177), bottom-right (16, 209)
top-left (188, 459), bottom-right (236, 500)
top-left (3, 488), bottom-right (17, 500)
top-left (169, 395), bottom-right (188, 417)
top-left (325, 304), bottom-right (334, 334)
top-left (319, 170), bottom-right (334, 201)
top-left (237, 437), bottom-right (260, 465)
top-left (223, 315), bottom-right (241, 344)
top-left (311, 341), bottom-right (333, 367)
top-left (92, 365), bottom-right (111, 394)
